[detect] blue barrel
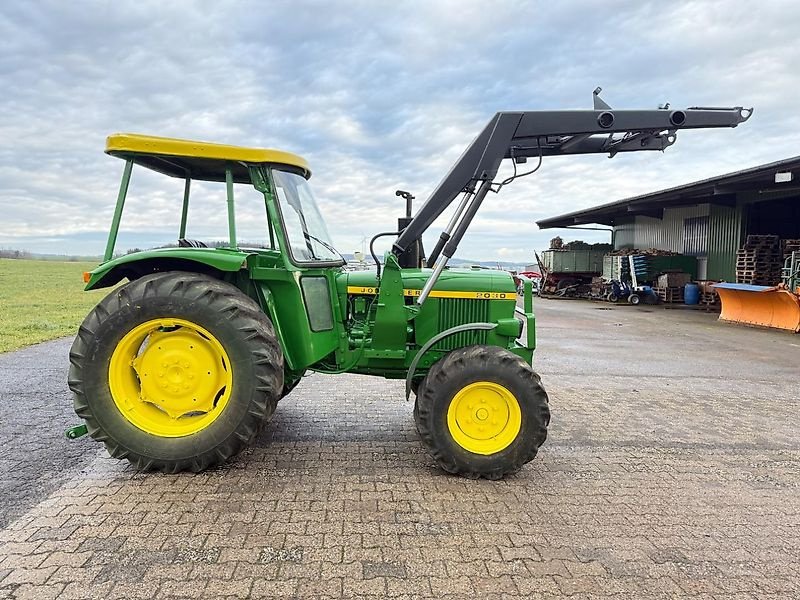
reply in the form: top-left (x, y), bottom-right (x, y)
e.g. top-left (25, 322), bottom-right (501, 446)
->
top-left (684, 282), bottom-right (700, 305)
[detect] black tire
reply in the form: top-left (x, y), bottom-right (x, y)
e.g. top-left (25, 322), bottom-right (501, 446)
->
top-left (607, 292), bottom-right (619, 303)
top-left (68, 271), bottom-right (283, 473)
top-left (556, 278), bottom-right (579, 291)
top-left (628, 293), bottom-right (641, 305)
top-left (413, 345), bottom-right (549, 479)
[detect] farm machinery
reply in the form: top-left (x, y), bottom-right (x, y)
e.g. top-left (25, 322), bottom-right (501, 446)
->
top-left (68, 91), bottom-right (750, 478)
top-left (535, 247), bottom-right (656, 304)
top-left (535, 244), bottom-right (607, 297)
top-left (605, 255), bottom-right (658, 305)
top-left (713, 251), bottom-right (800, 333)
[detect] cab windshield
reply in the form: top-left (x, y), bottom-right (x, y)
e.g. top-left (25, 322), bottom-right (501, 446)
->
top-left (271, 169), bottom-right (343, 264)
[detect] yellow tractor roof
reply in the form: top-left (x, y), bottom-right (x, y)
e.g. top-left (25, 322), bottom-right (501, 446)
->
top-left (106, 133), bottom-right (311, 183)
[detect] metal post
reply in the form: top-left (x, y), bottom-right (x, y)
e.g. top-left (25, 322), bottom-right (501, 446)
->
top-left (268, 216), bottom-right (276, 249)
top-left (225, 168), bottom-right (237, 248)
top-left (179, 177), bottom-right (191, 238)
top-left (103, 159), bottom-right (133, 262)
top-left (629, 255), bottom-right (639, 288)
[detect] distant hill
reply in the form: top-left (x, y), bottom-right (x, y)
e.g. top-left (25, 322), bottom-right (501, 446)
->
top-left (3, 250), bottom-right (529, 271)
top-left (340, 253), bottom-right (526, 271)
top-left (0, 249), bottom-right (102, 262)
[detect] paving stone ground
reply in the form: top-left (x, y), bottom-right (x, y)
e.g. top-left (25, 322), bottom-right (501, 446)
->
top-left (1, 298), bottom-right (799, 599)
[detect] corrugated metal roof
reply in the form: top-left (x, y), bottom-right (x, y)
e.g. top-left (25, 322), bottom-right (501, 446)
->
top-left (537, 155), bottom-right (800, 228)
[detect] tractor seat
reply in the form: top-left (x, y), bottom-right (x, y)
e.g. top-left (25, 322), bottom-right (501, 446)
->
top-left (178, 238), bottom-right (208, 248)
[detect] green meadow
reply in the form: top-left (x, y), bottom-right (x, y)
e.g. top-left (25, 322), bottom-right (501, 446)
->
top-left (0, 258), bottom-right (110, 353)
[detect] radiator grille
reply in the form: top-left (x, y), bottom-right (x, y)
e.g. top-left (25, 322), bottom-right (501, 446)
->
top-left (435, 298), bottom-right (490, 350)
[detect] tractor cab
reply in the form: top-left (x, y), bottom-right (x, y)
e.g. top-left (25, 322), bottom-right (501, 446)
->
top-left (98, 132), bottom-right (343, 268)
top-left (88, 133), bottom-right (355, 388)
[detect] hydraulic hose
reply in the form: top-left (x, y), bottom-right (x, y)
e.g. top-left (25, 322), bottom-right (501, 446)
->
top-left (369, 231), bottom-right (400, 280)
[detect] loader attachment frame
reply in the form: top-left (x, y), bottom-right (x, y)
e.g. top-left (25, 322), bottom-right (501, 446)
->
top-left (392, 90), bottom-right (751, 305)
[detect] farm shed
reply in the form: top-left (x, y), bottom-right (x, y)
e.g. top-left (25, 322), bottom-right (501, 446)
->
top-left (537, 156), bottom-right (800, 283)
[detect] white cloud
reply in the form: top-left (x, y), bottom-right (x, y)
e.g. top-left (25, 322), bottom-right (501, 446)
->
top-left (1, 0), bottom-right (798, 258)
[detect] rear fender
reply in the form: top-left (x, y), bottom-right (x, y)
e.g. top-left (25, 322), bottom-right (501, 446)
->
top-left (84, 248), bottom-right (251, 290)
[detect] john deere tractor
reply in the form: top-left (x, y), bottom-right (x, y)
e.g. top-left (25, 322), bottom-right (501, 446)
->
top-left (68, 91), bottom-right (751, 478)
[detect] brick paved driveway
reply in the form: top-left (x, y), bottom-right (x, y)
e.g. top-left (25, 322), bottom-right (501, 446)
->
top-left (1, 299), bottom-right (799, 599)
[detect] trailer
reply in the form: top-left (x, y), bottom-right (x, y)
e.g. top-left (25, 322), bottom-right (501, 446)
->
top-left (536, 249), bottom-right (606, 296)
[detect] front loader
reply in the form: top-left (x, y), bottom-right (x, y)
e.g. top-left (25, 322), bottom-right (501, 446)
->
top-left (68, 90), bottom-right (751, 478)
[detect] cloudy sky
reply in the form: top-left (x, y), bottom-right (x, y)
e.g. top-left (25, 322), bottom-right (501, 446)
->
top-left (1, 1), bottom-right (799, 263)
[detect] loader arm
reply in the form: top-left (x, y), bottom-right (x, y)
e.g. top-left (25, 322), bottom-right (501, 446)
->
top-left (392, 90), bottom-right (751, 299)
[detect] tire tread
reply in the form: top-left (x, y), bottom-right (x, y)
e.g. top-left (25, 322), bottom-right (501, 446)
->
top-left (68, 271), bottom-right (282, 473)
top-left (414, 345), bottom-right (549, 479)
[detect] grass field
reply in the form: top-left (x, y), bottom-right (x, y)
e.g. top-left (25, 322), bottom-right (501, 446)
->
top-left (0, 258), bottom-right (111, 353)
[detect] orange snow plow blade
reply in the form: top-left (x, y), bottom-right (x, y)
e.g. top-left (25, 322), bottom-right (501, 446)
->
top-left (713, 283), bottom-right (800, 333)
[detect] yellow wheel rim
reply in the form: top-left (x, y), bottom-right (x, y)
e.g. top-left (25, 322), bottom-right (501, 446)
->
top-left (447, 381), bottom-right (522, 455)
top-left (108, 318), bottom-right (233, 437)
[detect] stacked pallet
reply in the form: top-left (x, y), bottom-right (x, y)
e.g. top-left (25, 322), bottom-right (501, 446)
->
top-left (694, 281), bottom-right (720, 310)
top-left (699, 291), bottom-right (719, 307)
top-left (782, 239), bottom-right (800, 260)
top-left (736, 235), bottom-right (782, 286)
top-left (653, 286), bottom-right (684, 303)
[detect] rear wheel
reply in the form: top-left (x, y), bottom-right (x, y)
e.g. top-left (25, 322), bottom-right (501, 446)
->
top-left (68, 271), bottom-right (283, 473)
top-left (556, 278), bottom-right (578, 291)
top-left (413, 345), bottom-right (549, 479)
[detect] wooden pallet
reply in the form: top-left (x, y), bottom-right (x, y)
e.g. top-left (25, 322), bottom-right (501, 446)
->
top-left (736, 269), bottom-right (779, 275)
top-left (699, 291), bottom-right (719, 306)
top-left (734, 238), bottom-right (797, 286)
top-left (737, 278), bottom-right (779, 286)
top-left (783, 240), bottom-right (800, 259)
top-left (736, 271), bottom-right (781, 277)
top-left (736, 263), bottom-right (778, 270)
top-left (653, 286), bottom-right (684, 303)
top-left (735, 243), bottom-right (782, 285)
top-left (737, 253), bottom-right (782, 259)
top-left (745, 234), bottom-right (780, 248)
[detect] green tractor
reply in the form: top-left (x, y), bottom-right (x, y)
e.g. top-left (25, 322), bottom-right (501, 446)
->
top-left (68, 92), bottom-right (751, 478)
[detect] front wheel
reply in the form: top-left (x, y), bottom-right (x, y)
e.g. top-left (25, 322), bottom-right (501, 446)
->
top-left (414, 346), bottom-right (549, 479)
top-left (68, 271), bottom-right (283, 473)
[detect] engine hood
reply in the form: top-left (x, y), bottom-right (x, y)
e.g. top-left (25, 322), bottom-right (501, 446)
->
top-left (340, 266), bottom-right (516, 297)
